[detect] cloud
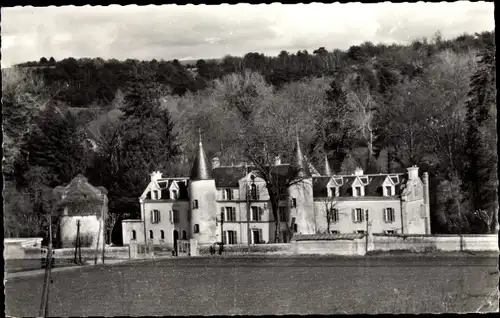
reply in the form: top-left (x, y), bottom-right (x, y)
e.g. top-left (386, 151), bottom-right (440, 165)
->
top-left (1, 2), bottom-right (494, 68)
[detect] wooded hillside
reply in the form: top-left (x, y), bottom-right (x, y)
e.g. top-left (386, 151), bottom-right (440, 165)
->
top-left (3, 30), bottom-right (496, 241)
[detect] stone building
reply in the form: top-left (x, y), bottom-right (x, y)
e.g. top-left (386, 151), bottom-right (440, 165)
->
top-left (122, 134), bottom-right (431, 249)
top-left (55, 174), bottom-right (108, 249)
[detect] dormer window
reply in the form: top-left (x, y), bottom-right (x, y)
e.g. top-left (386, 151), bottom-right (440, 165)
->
top-left (171, 190), bottom-right (178, 200)
top-left (385, 186), bottom-right (393, 196)
top-left (329, 187), bottom-right (338, 197)
top-left (354, 187), bottom-right (362, 197)
top-left (359, 176), bottom-right (369, 185)
top-left (152, 190), bottom-right (159, 200)
top-left (250, 184), bottom-right (259, 200)
top-left (223, 189), bottom-right (233, 200)
top-left (390, 175), bottom-right (399, 184)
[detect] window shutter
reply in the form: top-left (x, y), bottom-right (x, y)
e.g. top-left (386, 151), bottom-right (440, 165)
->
top-left (222, 190), bottom-right (226, 200)
top-left (223, 231), bottom-right (227, 244)
top-left (352, 209), bottom-right (356, 223)
top-left (383, 208), bottom-right (387, 223)
top-left (234, 231), bottom-right (238, 244)
top-left (169, 210), bottom-right (172, 224)
top-left (220, 207), bottom-right (225, 221)
top-left (256, 187), bottom-right (259, 200)
top-left (232, 189), bottom-right (235, 200)
top-left (258, 229), bottom-right (263, 243)
top-left (150, 210), bottom-right (154, 223)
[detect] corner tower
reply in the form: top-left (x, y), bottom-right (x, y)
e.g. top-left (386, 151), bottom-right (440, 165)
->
top-left (189, 130), bottom-right (218, 244)
top-left (288, 132), bottom-right (315, 236)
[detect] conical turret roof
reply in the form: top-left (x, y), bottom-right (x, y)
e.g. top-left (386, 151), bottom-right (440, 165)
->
top-left (294, 133), bottom-right (310, 178)
top-left (323, 153), bottom-right (333, 176)
top-left (190, 131), bottom-right (212, 180)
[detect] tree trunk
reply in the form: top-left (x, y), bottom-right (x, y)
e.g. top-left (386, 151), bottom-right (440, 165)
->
top-left (270, 197), bottom-right (281, 243)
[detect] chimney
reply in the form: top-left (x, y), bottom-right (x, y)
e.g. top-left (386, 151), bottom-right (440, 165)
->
top-left (354, 167), bottom-right (364, 176)
top-left (274, 155), bottom-right (281, 166)
top-left (150, 171), bottom-right (162, 182)
top-left (212, 157), bottom-right (220, 169)
top-left (407, 165), bottom-right (419, 180)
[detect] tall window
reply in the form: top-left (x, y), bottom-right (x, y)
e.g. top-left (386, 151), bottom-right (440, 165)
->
top-left (172, 210), bottom-right (180, 223)
top-left (291, 198), bottom-right (297, 208)
top-left (225, 207), bottom-right (236, 222)
top-left (353, 208), bottom-right (364, 223)
top-left (193, 200), bottom-right (198, 209)
top-left (251, 206), bottom-right (261, 221)
top-left (250, 184), bottom-right (258, 200)
top-left (223, 230), bottom-right (237, 245)
top-left (151, 209), bottom-right (161, 224)
top-left (384, 208), bottom-right (395, 223)
top-left (330, 208), bottom-right (339, 223)
top-left (149, 230), bottom-right (154, 239)
top-left (160, 230), bottom-right (165, 240)
top-left (279, 206), bottom-right (287, 222)
top-left (132, 230), bottom-right (136, 240)
top-left (194, 224), bottom-right (200, 233)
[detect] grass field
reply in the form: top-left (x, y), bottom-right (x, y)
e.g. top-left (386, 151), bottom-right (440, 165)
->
top-left (5, 255), bottom-right (498, 316)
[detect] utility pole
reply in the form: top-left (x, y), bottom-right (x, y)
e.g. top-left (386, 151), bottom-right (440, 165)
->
top-left (245, 163), bottom-right (251, 252)
top-left (365, 209), bottom-right (369, 254)
top-left (39, 204), bottom-right (54, 317)
top-left (101, 195), bottom-right (106, 264)
top-left (220, 211), bottom-right (224, 254)
top-left (94, 194), bottom-right (106, 264)
top-left (74, 220), bottom-right (80, 264)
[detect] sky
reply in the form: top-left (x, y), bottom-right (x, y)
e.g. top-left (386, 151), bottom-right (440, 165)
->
top-left (1, 2), bottom-right (495, 68)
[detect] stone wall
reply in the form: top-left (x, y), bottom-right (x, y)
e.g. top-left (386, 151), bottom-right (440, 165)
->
top-left (291, 234), bottom-right (499, 255)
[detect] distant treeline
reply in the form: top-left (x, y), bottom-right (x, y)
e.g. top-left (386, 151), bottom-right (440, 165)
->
top-left (16, 31), bottom-right (495, 108)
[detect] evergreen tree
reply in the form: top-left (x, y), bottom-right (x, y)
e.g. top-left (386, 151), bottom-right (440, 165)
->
top-left (464, 44), bottom-right (497, 231)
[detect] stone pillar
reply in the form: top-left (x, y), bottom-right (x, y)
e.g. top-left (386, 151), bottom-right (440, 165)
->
top-left (422, 172), bottom-right (430, 234)
top-left (190, 239), bottom-right (198, 256)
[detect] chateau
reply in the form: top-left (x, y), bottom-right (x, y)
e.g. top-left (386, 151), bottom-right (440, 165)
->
top-left (122, 134), bottom-right (431, 248)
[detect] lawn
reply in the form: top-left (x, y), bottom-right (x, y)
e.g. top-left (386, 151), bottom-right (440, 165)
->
top-left (5, 255), bottom-right (498, 316)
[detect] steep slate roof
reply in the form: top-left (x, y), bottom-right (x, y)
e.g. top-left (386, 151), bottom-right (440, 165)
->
top-left (190, 136), bottom-right (212, 180)
top-left (294, 135), bottom-right (310, 178)
top-left (312, 173), bottom-right (409, 198)
top-left (147, 179), bottom-right (189, 200)
top-left (212, 166), bottom-right (247, 187)
top-left (312, 176), bottom-right (330, 198)
top-left (212, 164), bottom-right (297, 188)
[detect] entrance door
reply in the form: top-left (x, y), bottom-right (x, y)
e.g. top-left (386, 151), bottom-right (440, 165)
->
top-left (173, 230), bottom-right (179, 255)
top-left (252, 230), bottom-right (260, 244)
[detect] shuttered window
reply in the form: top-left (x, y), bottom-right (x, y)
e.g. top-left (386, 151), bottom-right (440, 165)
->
top-left (384, 208), bottom-right (395, 223)
top-left (352, 208), bottom-right (364, 223)
top-left (151, 209), bottom-right (160, 224)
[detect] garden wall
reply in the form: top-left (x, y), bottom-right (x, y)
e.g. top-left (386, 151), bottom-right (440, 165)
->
top-left (197, 243), bottom-right (292, 256)
top-left (291, 234), bottom-right (498, 255)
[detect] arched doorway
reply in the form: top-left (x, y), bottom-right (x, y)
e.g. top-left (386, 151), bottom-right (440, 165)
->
top-left (182, 229), bottom-right (187, 240)
top-left (173, 230), bottom-right (179, 255)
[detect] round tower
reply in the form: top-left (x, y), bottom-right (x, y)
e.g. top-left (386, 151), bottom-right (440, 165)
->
top-left (189, 132), bottom-right (218, 245)
top-left (288, 133), bottom-right (315, 235)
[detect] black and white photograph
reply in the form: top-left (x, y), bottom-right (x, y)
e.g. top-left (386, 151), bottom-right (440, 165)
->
top-left (2, 2), bottom-right (498, 316)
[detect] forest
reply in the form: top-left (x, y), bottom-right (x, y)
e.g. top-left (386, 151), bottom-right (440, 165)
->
top-left (2, 30), bottom-right (497, 243)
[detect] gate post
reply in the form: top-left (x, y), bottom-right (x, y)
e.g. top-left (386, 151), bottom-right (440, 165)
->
top-left (190, 239), bottom-right (198, 256)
